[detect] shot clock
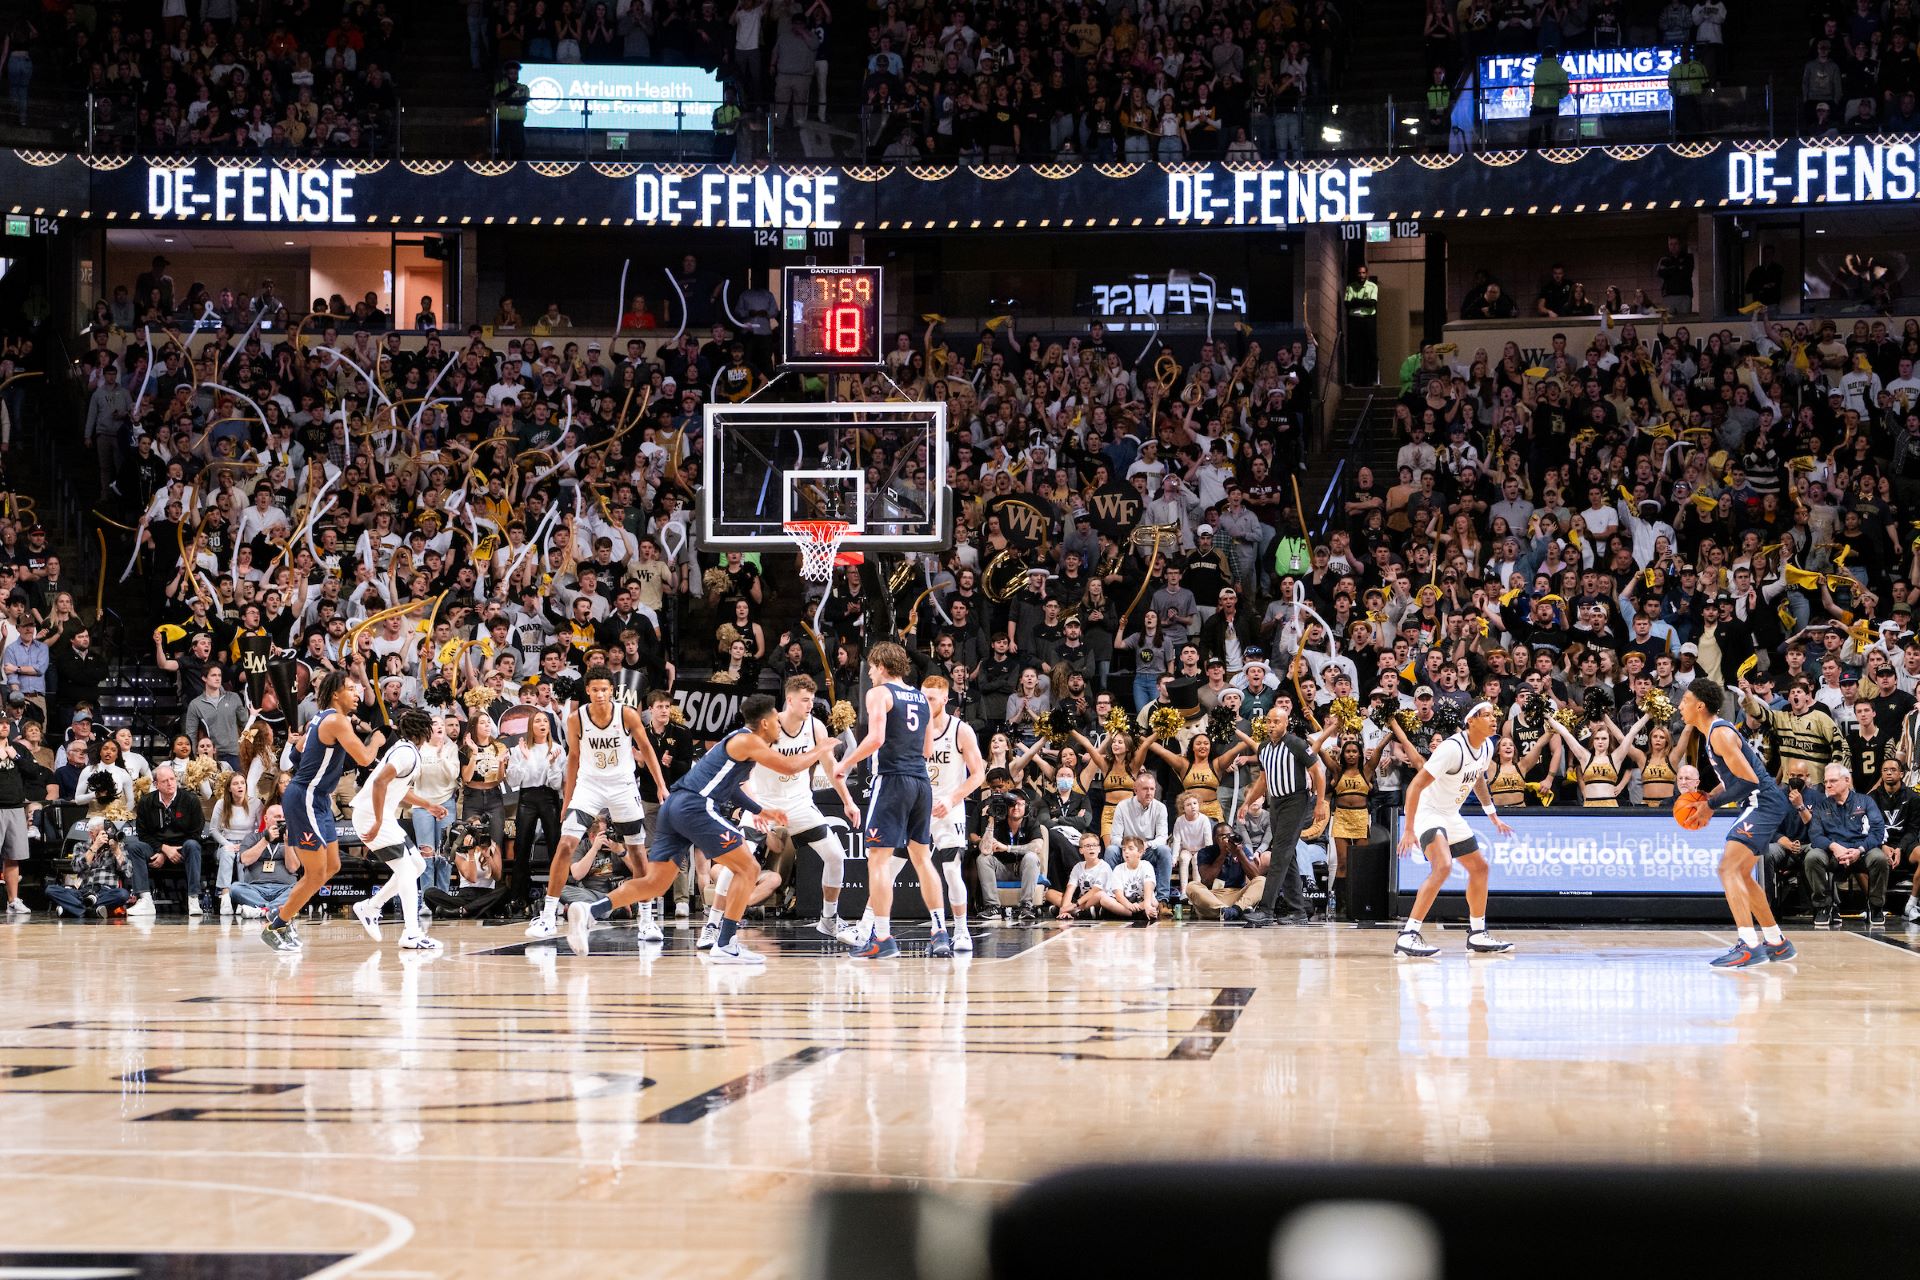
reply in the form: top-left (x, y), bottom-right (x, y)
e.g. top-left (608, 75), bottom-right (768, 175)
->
top-left (782, 265), bottom-right (883, 367)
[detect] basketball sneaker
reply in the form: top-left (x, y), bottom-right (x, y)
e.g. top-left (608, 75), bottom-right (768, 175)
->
top-left (836, 919), bottom-right (869, 946)
top-left (707, 937), bottom-right (766, 965)
top-left (636, 900), bottom-right (665, 943)
top-left (1466, 930), bottom-right (1514, 954)
top-left (261, 919), bottom-right (302, 952)
top-left (1763, 937), bottom-right (1798, 962)
top-left (696, 919), bottom-right (720, 950)
top-left (525, 914), bottom-right (558, 940)
top-left (352, 900), bottom-right (382, 941)
top-left (928, 931), bottom-right (954, 959)
top-left (398, 931), bottom-right (441, 952)
top-left (564, 902), bottom-right (595, 956)
top-left (1709, 939), bottom-right (1767, 968)
top-left (1393, 928), bottom-right (1439, 958)
top-left (813, 913), bottom-right (844, 938)
top-left (849, 933), bottom-right (900, 960)
top-left (952, 923), bottom-right (973, 952)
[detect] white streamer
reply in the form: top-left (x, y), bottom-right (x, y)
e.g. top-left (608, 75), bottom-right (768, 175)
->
top-left (119, 517), bottom-right (150, 582)
top-left (132, 326), bottom-right (156, 429)
top-left (663, 267), bottom-right (688, 348)
top-left (408, 352), bottom-right (463, 432)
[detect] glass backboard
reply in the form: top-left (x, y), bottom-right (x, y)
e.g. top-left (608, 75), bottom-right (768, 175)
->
top-left (700, 401), bottom-right (949, 552)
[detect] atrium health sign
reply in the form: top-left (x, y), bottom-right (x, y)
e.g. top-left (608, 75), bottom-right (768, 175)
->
top-left (1479, 47), bottom-right (1680, 120)
top-left (521, 63), bottom-right (722, 132)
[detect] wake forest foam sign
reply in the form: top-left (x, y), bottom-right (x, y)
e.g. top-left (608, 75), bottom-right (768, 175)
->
top-left (26, 142), bottom-right (1920, 232)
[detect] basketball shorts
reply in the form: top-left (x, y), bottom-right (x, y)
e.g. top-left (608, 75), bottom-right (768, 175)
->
top-left (769, 801), bottom-right (829, 837)
top-left (1411, 808), bottom-right (1479, 857)
top-left (562, 774), bottom-right (647, 839)
top-left (866, 773), bottom-right (932, 850)
top-left (1727, 788), bottom-right (1790, 857)
top-left (648, 789), bottom-right (748, 870)
top-left (930, 805), bottom-right (968, 851)
top-left (283, 781), bottom-right (339, 851)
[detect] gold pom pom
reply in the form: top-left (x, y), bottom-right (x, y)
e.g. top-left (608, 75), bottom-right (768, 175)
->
top-left (1554, 706), bottom-right (1585, 729)
top-left (1395, 708), bottom-right (1421, 734)
top-left (1330, 695), bottom-right (1362, 733)
top-left (828, 700), bottom-right (857, 734)
top-left (667, 704), bottom-right (689, 727)
top-left (1150, 705), bottom-right (1185, 741)
top-left (133, 775), bottom-right (154, 799)
top-left (702, 568), bottom-right (733, 596)
top-left (462, 686), bottom-right (495, 711)
top-left (1103, 706), bottom-right (1131, 738)
top-left (715, 622), bottom-right (741, 649)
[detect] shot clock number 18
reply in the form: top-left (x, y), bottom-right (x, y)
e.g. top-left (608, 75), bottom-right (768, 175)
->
top-left (783, 265), bottom-right (883, 367)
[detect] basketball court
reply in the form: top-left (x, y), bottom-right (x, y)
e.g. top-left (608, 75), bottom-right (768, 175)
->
top-left (1, 917), bottom-right (1916, 1277)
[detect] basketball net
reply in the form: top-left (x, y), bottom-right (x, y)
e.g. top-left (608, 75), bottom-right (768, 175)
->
top-left (784, 519), bottom-right (852, 584)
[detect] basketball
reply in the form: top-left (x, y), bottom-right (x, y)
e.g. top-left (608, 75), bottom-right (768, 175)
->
top-left (1674, 792), bottom-right (1712, 831)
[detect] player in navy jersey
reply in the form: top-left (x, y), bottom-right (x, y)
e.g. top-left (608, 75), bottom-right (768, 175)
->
top-left (566, 694), bottom-right (832, 963)
top-left (832, 640), bottom-right (947, 959)
top-left (265, 670), bottom-right (387, 951)
top-left (1679, 678), bottom-right (1797, 967)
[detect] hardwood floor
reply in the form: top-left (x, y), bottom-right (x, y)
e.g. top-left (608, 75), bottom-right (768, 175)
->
top-left (0, 913), bottom-right (1916, 1278)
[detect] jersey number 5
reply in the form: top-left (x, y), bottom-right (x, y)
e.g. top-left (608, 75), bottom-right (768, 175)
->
top-left (904, 704), bottom-right (920, 732)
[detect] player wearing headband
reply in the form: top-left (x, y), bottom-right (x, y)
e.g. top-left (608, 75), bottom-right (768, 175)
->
top-left (1395, 701), bottom-right (1515, 957)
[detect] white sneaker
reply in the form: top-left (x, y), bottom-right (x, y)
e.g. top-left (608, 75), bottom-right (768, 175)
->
top-left (186, 897), bottom-right (203, 917)
top-left (696, 919), bottom-right (720, 950)
top-left (126, 894), bottom-right (157, 918)
top-left (565, 901), bottom-right (595, 955)
top-left (6, 899), bottom-right (29, 915)
top-left (237, 905), bottom-right (263, 921)
top-left (953, 925), bottom-right (974, 952)
top-left (813, 914), bottom-right (843, 937)
top-left (219, 895), bottom-right (233, 918)
top-left (398, 931), bottom-right (441, 952)
top-left (1466, 929), bottom-right (1514, 954)
top-left (636, 900), bottom-right (665, 942)
top-left (835, 919), bottom-right (868, 946)
top-left (1906, 895), bottom-right (1920, 924)
top-left (1394, 929), bottom-right (1439, 958)
top-left (707, 936), bottom-right (766, 965)
top-left (673, 898), bottom-right (690, 918)
top-left (525, 914), bottom-right (559, 940)
top-left (352, 900), bottom-right (383, 941)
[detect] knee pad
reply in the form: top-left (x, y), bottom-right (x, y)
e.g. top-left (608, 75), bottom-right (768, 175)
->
top-left (713, 866), bottom-right (734, 896)
top-left (799, 828), bottom-right (846, 889)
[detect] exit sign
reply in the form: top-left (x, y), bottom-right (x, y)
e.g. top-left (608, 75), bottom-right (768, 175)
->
top-left (782, 229), bottom-right (806, 251)
top-left (3, 215), bottom-right (26, 237)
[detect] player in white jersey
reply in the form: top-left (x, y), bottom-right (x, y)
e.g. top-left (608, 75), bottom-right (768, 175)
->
top-left (528, 666), bottom-right (669, 942)
top-left (706, 674), bottom-right (860, 950)
top-left (922, 675), bottom-right (986, 952)
top-left (348, 709), bottom-right (446, 951)
top-left (1395, 701), bottom-right (1516, 957)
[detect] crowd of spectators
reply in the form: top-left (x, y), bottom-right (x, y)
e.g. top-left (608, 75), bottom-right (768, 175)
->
top-left (1422, 0), bottom-right (1731, 81)
top-left (1800, 0), bottom-right (1920, 134)
top-left (19, 233), bottom-right (1920, 930)
top-left (20, 0), bottom-right (404, 157)
top-left (856, 0), bottom-right (1351, 161)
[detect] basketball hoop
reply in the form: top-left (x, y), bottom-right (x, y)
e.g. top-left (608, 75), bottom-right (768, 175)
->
top-left (784, 519), bottom-right (853, 583)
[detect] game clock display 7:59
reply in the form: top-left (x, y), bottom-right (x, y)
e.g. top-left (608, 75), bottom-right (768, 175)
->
top-left (783, 265), bottom-right (882, 367)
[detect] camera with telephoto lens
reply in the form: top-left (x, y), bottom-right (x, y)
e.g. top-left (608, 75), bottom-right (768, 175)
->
top-left (984, 791), bottom-right (1014, 821)
top-left (442, 812), bottom-right (492, 855)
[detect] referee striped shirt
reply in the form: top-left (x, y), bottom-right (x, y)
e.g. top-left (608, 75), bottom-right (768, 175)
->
top-left (1259, 734), bottom-right (1312, 799)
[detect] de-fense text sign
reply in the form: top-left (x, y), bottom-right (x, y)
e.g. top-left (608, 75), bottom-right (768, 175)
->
top-left (39, 143), bottom-right (1920, 233)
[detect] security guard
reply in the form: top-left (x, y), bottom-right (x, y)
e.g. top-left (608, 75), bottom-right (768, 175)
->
top-left (1343, 265), bottom-right (1379, 385)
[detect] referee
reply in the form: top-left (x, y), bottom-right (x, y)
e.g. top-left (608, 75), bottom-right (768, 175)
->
top-left (1235, 708), bottom-right (1328, 926)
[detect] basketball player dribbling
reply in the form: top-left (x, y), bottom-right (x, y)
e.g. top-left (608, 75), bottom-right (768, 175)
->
top-left (718, 674), bottom-right (862, 952)
top-left (1678, 678), bottom-right (1797, 968)
top-left (833, 641), bottom-right (949, 959)
top-left (528, 666), bottom-right (668, 942)
top-left (567, 694), bottom-right (832, 963)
